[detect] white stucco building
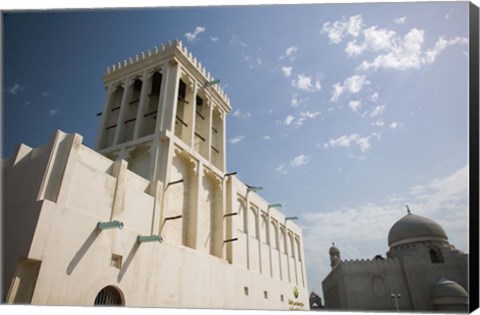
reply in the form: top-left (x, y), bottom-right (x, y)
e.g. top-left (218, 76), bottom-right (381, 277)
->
top-left (2, 40), bottom-right (308, 309)
top-left (322, 211), bottom-right (469, 312)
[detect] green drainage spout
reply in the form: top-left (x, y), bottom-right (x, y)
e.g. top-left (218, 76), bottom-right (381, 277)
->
top-left (137, 235), bottom-right (163, 243)
top-left (96, 220), bottom-right (124, 230)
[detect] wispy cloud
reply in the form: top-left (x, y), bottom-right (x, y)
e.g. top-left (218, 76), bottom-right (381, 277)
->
top-left (390, 122), bottom-right (403, 129)
top-left (371, 92), bottom-right (379, 102)
top-left (229, 34), bottom-right (248, 48)
top-left (371, 119), bottom-right (385, 127)
top-left (369, 105), bottom-right (386, 117)
top-left (324, 133), bottom-right (378, 152)
top-left (322, 15), bottom-right (363, 44)
top-left (284, 115), bottom-right (295, 126)
top-left (49, 109), bottom-right (59, 116)
top-left (276, 154), bottom-right (311, 175)
top-left (394, 16), bottom-right (407, 24)
top-left (42, 91), bottom-right (50, 97)
top-left (7, 84), bottom-right (23, 95)
top-left (348, 100), bottom-right (362, 112)
top-left (229, 135), bottom-right (245, 144)
top-left (294, 111), bottom-right (321, 127)
top-left (290, 154), bottom-right (310, 167)
top-left (210, 36), bottom-right (219, 42)
top-left (263, 136), bottom-right (271, 141)
top-left (291, 74), bottom-right (321, 92)
top-left (232, 108), bottom-right (251, 119)
top-left (331, 75), bottom-right (368, 102)
top-left (282, 66), bottom-right (293, 77)
top-left (185, 26), bottom-right (206, 42)
top-left (322, 15), bottom-right (468, 71)
top-left (279, 46), bottom-right (299, 62)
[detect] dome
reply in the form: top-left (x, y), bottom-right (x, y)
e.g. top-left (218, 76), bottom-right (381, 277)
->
top-left (388, 213), bottom-right (448, 248)
top-left (432, 277), bottom-right (468, 299)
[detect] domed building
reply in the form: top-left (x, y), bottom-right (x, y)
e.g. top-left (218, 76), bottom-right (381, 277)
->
top-left (322, 210), bottom-right (468, 312)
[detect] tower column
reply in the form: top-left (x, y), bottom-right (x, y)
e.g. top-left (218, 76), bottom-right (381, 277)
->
top-left (189, 81), bottom-right (198, 147)
top-left (113, 78), bottom-right (133, 145)
top-left (133, 69), bottom-right (151, 140)
top-left (206, 100), bottom-right (213, 162)
top-left (96, 83), bottom-right (114, 150)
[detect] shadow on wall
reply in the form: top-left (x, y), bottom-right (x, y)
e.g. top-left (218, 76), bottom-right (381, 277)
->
top-left (66, 228), bottom-right (101, 275)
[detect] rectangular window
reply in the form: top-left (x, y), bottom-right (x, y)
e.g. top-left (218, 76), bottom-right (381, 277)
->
top-left (196, 95), bottom-right (204, 106)
top-left (178, 79), bottom-right (187, 101)
top-left (244, 286), bottom-right (249, 296)
top-left (111, 254), bottom-right (122, 269)
top-left (264, 291), bottom-right (268, 299)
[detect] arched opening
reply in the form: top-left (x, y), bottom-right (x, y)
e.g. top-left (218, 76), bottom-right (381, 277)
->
top-left (94, 286), bottom-right (124, 306)
top-left (429, 248), bottom-right (444, 263)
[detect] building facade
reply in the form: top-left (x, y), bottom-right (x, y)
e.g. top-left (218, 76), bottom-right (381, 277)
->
top-left (2, 40), bottom-right (308, 309)
top-left (322, 211), bottom-right (469, 312)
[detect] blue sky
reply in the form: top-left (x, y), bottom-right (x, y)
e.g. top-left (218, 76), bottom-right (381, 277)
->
top-left (2, 2), bottom-right (471, 298)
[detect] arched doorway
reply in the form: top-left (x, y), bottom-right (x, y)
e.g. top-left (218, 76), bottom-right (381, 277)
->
top-left (94, 286), bottom-right (124, 306)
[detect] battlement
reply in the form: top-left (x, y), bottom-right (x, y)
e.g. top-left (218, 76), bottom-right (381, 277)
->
top-left (104, 39), bottom-right (230, 107)
top-left (341, 256), bottom-right (399, 267)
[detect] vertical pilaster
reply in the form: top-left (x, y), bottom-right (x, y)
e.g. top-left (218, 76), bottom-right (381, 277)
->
top-left (133, 69), bottom-right (151, 139)
top-left (189, 81), bottom-right (198, 147)
top-left (221, 112), bottom-right (226, 172)
top-left (113, 78), bottom-right (132, 145)
top-left (96, 83), bottom-right (114, 150)
top-left (267, 209), bottom-right (273, 277)
top-left (206, 100), bottom-right (213, 162)
top-left (257, 208), bottom-right (263, 274)
top-left (193, 162), bottom-right (204, 250)
top-left (156, 60), bottom-right (181, 134)
top-left (245, 192), bottom-right (251, 270)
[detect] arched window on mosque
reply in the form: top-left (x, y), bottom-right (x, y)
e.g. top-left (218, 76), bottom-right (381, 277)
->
top-left (429, 248), bottom-right (444, 264)
top-left (94, 286), bottom-right (124, 306)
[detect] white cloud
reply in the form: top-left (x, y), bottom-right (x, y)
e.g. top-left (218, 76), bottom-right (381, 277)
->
top-left (294, 111), bottom-right (321, 127)
top-left (49, 109), bottom-right (59, 116)
top-left (229, 34), bottom-right (248, 47)
top-left (275, 164), bottom-right (288, 175)
top-left (282, 66), bottom-right (293, 77)
top-left (348, 100), bottom-right (362, 112)
top-left (357, 27), bottom-right (468, 71)
top-left (369, 105), bottom-right (386, 117)
top-left (371, 119), bottom-right (384, 127)
top-left (210, 36), bottom-right (219, 42)
top-left (232, 109), bottom-right (251, 119)
top-left (284, 115), bottom-right (295, 126)
top-left (263, 136), bottom-right (271, 141)
top-left (300, 111), bottom-right (321, 119)
top-left (330, 75), bottom-right (368, 102)
top-left (322, 15), bottom-right (363, 44)
top-left (424, 36), bottom-right (469, 64)
top-left (185, 26), bottom-right (206, 42)
top-left (7, 84), bottom-right (23, 95)
top-left (390, 122), bottom-right (403, 129)
top-left (286, 46), bottom-right (298, 57)
top-left (324, 133), bottom-right (377, 152)
top-left (394, 16), bottom-right (407, 24)
top-left (229, 136), bottom-right (245, 144)
top-left (289, 154), bottom-right (310, 167)
top-left (42, 91), bottom-right (50, 97)
top-left (371, 92), bottom-right (379, 102)
top-left (291, 74), bottom-right (321, 92)
top-left (345, 40), bottom-right (367, 57)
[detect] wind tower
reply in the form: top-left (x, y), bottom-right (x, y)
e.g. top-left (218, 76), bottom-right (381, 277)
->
top-left (96, 40), bottom-right (231, 257)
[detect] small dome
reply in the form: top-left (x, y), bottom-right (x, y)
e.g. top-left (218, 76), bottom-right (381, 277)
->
top-left (432, 277), bottom-right (468, 299)
top-left (388, 213), bottom-right (448, 248)
top-left (329, 243), bottom-right (340, 254)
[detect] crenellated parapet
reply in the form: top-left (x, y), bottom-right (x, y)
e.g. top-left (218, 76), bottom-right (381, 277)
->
top-left (104, 39), bottom-right (230, 109)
